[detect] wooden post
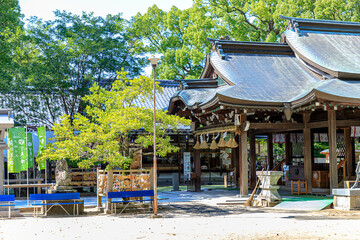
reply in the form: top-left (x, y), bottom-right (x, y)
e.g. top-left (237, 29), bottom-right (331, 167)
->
top-left (249, 131), bottom-right (256, 189)
top-left (267, 134), bottom-right (273, 170)
top-left (96, 168), bottom-right (101, 209)
top-left (239, 129), bottom-right (249, 196)
top-left (351, 137), bottom-right (356, 174)
top-left (194, 149), bottom-right (201, 191)
top-left (105, 169), bottom-right (113, 212)
top-left (285, 133), bottom-right (292, 166)
top-left (344, 127), bottom-right (354, 177)
top-left (328, 109), bottom-right (338, 191)
top-left (233, 135), bottom-right (240, 188)
top-left (303, 113), bottom-right (312, 193)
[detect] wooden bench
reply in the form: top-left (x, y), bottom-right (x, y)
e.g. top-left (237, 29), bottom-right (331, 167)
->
top-left (30, 193), bottom-right (82, 217)
top-left (0, 195), bottom-right (15, 218)
top-left (108, 190), bottom-right (169, 215)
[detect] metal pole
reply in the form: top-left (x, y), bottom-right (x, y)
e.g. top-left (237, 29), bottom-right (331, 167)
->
top-left (152, 64), bottom-right (158, 216)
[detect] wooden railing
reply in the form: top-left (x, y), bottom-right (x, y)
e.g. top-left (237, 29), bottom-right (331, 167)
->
top-left (272, 159), bottom-right (286, 171)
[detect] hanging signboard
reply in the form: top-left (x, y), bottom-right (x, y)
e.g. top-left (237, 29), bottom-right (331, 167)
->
top-left (183, 152), bottom-right (191, 181)
top-left (27, 132), bottom-right (34, 168)
top-left (7, 130), bottom-right (18, 173)
top-left (37, 126), bottom-right (46, 170)
top-left (10, 127), bottom-right (26, 172)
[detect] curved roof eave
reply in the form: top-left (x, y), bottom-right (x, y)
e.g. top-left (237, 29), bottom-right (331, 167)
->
top-left (216, 94), bottom-right (285, 108)
top-left (284, 29), bottom-right (360, 79)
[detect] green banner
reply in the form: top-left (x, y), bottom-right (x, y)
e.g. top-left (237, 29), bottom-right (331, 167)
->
top-left (37, 126), bottom-right (46, 170)
top-left (27, 133), bottom-right (34, 169)
top-left (7, 130), bottom-right (18, 173)
top-left (10, 127), bottom-right (26, 172)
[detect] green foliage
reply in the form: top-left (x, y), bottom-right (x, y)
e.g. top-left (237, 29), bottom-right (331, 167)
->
top-left (314, 142), bottom-right (329, 158)
top-left (0, 0), bottom-right (23, 90)
top-left (1, 11), bottom-right (146, 126)
top-left (130, 4), bottom-right (225, 79)
top-left (38, 70), bottom-right (191, 169)
top-left (131, 0), bottom-right (360, 80)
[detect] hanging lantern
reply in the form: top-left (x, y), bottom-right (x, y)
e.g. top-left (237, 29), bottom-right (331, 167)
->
top-left (218, 137), bottom-right (226, 148)
top-left (193, 136), bottom-right (200, 149)
top-left (209, 134), bottom-right (218, 149)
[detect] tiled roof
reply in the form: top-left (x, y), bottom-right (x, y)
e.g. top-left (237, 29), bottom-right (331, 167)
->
top-left (169, 18), bottom-right (360, 113)
top-left (133, 80), bottom-right (179, 111)
top-left (283, 16), bottom-right (360, 79)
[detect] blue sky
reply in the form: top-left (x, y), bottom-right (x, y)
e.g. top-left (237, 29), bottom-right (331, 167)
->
top-left (19, 0), bottom-right (194, 20)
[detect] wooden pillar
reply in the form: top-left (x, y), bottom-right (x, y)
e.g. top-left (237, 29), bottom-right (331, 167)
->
top-left (285, 133), bottom-right (292, 166)
top-left (233, 135), bottom-right (240, 188)
top-left (267, 134), bottom-right (273, 170)
top-left (303, 113), bottom-right (312, 193)
top-left (344, 127), bottom-right (354, 177)
top-left (328, 110), bottom-right (338, 191)
top-left (105, 169), bottom-right (113, 212)
top-left (239, 130), bottom-right (248, 196)
top-left (249, 131), bottom-right (256, 189)
top-left (194, 149), bottom-right (201, 191)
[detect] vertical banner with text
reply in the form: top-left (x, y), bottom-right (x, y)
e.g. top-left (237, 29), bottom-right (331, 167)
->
top-left (10, 127), bottom-right (26, 172)
top-left (7, 129), bottom-right (17, 173)
top-left (27, 132), bottom-right (34, 169)
top-left (37, 126), bottom-right (46, 170)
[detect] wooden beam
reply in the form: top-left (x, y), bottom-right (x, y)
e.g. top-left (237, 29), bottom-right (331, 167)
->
top-left (308, 119), bottom-right (360, 129)
top-left (328, 110), bottom-right (338, 191)
top-left (194, 149), bottom-right (201, 191)
top-left (267, 134), bottom-right (273, 170)
top-left (250, 122), bottom-right (304, 131)
top-left (250, 119), bottom-right (360, 132)
top-left (303, 113), bottom-right (312, 193)
top-left (249, 131), bottom-right (256, 189)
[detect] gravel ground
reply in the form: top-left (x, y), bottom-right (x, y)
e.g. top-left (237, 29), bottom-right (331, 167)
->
top-left (1, 201), bottom-right (360, 240)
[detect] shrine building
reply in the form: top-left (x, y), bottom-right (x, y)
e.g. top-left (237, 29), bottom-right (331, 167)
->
top-left (168, 16), bottom-right (360, 195)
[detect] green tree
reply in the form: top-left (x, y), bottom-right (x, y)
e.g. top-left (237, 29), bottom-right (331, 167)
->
top-left (0, 0), bottom-right (23, 90)
top-left (131, 4), bottom-right (224, 79)
top-left (38, 70), bottom-right (191, 169)
top-left (200, 0), bottom-right (360, 42)
top-left (199, 0), bottom-right (316, 42)
top-left (1, 11), bottom-right (146, 126)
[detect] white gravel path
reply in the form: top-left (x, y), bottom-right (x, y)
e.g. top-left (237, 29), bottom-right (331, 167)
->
top-left (1, 203), bottom-right (360, 240)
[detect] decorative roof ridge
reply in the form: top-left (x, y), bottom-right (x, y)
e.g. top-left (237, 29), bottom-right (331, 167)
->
top-left (207, 38), bottom-right (288, 47)
top-left (281, 15), bottom-right (360, 36)
top-left (280, 15), bottom-right (360, 27)
top-left (174, 78), bottom-right (215, 82)
top-left (207, 38), bottom-right (292, 59)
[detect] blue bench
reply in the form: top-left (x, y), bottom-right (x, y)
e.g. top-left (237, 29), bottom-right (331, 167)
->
top-left (0, 195), bottom-right (15, 218)
top-left (30, 193), bottom-right (82, 217)
top-left (108, 190), bottom-right (168, 214)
